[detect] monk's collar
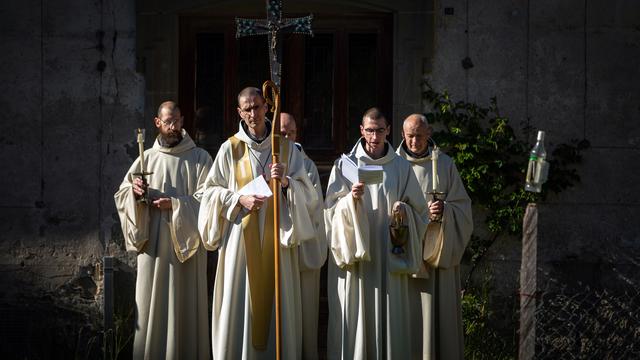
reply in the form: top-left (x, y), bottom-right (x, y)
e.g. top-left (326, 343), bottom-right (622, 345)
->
top-left (359, 138), bottom-right (389, 160)
top-left (402, 142), bottom-right (430, 159)
top-left (241, 120), bottom-right (271, 144)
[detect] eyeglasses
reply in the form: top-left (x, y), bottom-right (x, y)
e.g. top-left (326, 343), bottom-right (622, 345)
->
top-left (363, 127), bottom-right (387, 135)
top-left (160, 118), bottom-right (180, 127)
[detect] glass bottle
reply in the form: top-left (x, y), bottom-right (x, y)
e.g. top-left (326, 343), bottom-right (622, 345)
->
top-left (525, 130), bottom-right (549, 193)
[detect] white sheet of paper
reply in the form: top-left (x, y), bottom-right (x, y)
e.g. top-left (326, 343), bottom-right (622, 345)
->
top-left (340, 154), bottom-right (359, 184)
top-left (340, 154), bottom-right (384, 184)
top-left (358, 164), bottom-right (383, 184)
top-left (237, 175), bottom-right (273, 198)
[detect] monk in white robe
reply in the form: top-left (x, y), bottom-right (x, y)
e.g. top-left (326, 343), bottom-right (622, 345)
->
top-left (281, 113), bottom-right (327, 360)
top-left (397, 114), bottom-right (473, 360)
top-left (325, 108), bottom-right (428, 359)
top-left (198, 88), bottom-right (319, 359)
top-left (114, 101), bottom-right (213, 359)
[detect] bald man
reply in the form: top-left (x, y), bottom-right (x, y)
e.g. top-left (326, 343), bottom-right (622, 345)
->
top-left (397, 114), bottom-right (473, 360)
top-left (115, 101), bottom-right (213, 359)
top-left (280, 113), bottom-right (327, 360)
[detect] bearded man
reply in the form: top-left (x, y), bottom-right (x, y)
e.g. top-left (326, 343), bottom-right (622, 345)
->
top-left (114, 101), bottom-right (213, 359)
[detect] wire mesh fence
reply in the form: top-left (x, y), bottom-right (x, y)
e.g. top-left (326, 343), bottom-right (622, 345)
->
top-left (533, 281), bottom-right (640, 359)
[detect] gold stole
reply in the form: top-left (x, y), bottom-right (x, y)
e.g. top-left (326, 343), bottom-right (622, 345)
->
top-left (229, 135), bottom-right (289, 350)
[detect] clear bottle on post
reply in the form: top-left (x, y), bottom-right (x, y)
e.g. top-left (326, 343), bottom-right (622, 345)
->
top-left (525, 130), bottom-right (549, 193)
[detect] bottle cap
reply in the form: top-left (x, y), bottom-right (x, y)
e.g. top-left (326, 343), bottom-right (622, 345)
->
top-left (537, 130), bottom-right (545, 141)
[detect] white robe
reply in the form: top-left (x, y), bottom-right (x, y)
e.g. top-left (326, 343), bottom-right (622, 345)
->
top-left (198, 122), bottom-right (319, 360)
top-left (397, 142), bottom-right (473, 360)
top-left (297, 144), bottom-right (328, 360)
top-left (325, 139), bottom-right (428, 360)
top-left (114, 130), bottom-right (213, 359)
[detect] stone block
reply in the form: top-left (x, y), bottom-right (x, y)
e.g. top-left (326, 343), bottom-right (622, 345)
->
top-left (530, 0), bottom-right (585, 30)
top-left (467, 0), bottom-right (528, 125)
top-left (0, 36), bottom-right (43, 207)
top-left (528, 29), bottom-right (585, 144)
top-left (587, 0), bottom-right (640, 28)
top-left (0, 0), bottom-right (41, 38)
top-left (537, 202), bottom-right (640, 292)
top-left (43, 0), bottom-right (100, 38)
top-left (549, 147), bottom-right (640, 204)
top-left (430, 0), bottom-right (468, 100)
top-left (585, 30), bottom-right (640, 147)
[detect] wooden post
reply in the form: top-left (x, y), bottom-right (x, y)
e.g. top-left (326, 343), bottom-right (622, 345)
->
top-left (519, 203), bottom-right (538, 359)
top-left (103, 256), bottom-right (114, 360)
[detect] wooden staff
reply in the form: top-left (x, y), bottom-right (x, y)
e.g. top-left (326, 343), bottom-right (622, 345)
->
top-left (262, 80), bottom-right (282, 359)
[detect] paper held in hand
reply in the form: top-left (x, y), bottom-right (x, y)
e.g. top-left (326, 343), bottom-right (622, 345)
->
top-left (238, 175), bottom-right (274, 198)
top-left (340, 154), bottom-right (384, 184)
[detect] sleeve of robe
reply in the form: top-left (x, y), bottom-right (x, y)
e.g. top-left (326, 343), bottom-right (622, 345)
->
top-left (298, 157), bottom-right (328, 271)
top-left (325, 159), bottom-right (364, 266)
top-left (423, 161), bottom-right (473, 269)
top-left (168, 150), bottom-right (213, 263)
top-left (114, 158), bottom-right (150, 253)
top-left (280, 143), bottom-right (318, 248)
top-left (198, 141), bottom-right (244, 251)
top-left (198, 140), bottom-right (318, 251)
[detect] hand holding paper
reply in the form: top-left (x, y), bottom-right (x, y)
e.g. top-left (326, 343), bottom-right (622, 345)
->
top-left (237, 175), bottom-right (273, 198)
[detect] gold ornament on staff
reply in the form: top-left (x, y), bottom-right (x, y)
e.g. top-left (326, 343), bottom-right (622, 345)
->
top-left (262, 79), bottom-right (283, 359)
top-left (132, 128), bottom-right (153, 203)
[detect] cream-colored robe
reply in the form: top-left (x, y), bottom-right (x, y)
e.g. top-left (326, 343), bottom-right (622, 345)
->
top-left (397, 142), bottom-right (473, 360)
top-left (297, 144), bottom-right (328, 360)
top-left (114, 130), bottom-right (213, 360)
top-left (198, 121), bottom-right (319, 360)
top-left (325, 140), bottom-right (428, 360)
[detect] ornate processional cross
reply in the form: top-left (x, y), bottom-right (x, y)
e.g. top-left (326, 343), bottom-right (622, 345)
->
top-left (235, 2), bottom-right (313, 359)
top-left (236, 0), bottom-right (314, 88)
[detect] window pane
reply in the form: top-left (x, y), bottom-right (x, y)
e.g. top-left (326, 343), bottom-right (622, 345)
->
top-left (348, 34), bottom-right (378, 147)
top-left (304, 34), bottom-right (334, 150)
top-left (195, 33), bottom-right (225, 155)
top-left (237, 36), bottom-right (270, 92)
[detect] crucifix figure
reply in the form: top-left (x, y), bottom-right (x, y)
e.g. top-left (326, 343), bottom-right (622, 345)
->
top-left (235, 2), bottom-right (313, 359)
top-left (236, 0), bottom-right (313, 88)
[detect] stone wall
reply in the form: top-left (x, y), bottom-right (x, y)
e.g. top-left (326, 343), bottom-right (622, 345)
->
top-left (0, 0), bottom-right (142, 358)
top-left (428, 0), bottom-right (640, 354)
